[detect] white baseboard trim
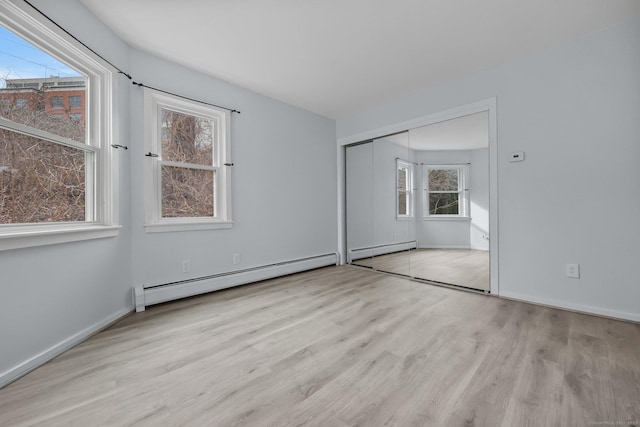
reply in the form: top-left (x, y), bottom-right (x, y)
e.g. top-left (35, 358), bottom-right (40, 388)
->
top-left (0, 306), bottom-right (133, 389)
top-left (348, 241), bottom-right (417, 262)
top-left (499, 291), bottom-right (640, 324)
top-left (418, 245), bottom-right (471, 250)
top-left (136, 253), bottom-right (339, 311)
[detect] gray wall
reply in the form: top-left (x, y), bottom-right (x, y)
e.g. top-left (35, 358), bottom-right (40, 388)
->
top-left (338, 17), bottom-right (640, 321)
top-left (469, 148), bottom-right (490, 251)
top-left (345, 138), bottom-right (415, 252)
top-left (128, 50), bottom-right (337, 288)
top-left (1, 0), bottom-right (132, 381)
top-left (1, 0), bottom-right (337, 383)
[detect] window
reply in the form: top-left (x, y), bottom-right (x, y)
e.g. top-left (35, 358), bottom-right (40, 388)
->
top-left (0, 1), bottom-right (118, 251)
top-left (396, 159), bottom-right (413, 218)
top-left (68, 95), bottom-right (81, 109)
top-left (424, 165), bottom-right (469, 217)
top-left (50, 96), bottom-right (64, 109)
top-left (144, 88), bottom-right (232, 232)
top-left (57, 80), bottom-right (85, 87)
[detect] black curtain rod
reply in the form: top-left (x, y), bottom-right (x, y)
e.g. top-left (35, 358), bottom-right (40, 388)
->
top-left (21, 0), bottom-right (240, 114)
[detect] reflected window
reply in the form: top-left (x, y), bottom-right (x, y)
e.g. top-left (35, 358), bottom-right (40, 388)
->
top-left (396, 159), bottom-right (413, 218)
top-left (424, 165), bottom-right (469, 217)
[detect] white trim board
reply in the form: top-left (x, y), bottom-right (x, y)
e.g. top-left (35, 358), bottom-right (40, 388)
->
top-left (499, 291), bottom-right (640, 324)
top-left (418, 245), bottom-right (471, 250)
top-left (135, 253), bottom-right (339, 311)
top-left (0, 307), bottom-right (133, 389)
top-left (348, 241), bottom-right (417, 263)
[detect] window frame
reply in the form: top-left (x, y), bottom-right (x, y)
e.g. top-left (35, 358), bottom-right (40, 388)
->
top-left (0, 1), bottom-right (119, 251)
top-left (423, 164), bottom-right (469, 219)
top-left (396, 159), bottom-right (414, 219)
top-left (143, 88), bottom-right (232, 232)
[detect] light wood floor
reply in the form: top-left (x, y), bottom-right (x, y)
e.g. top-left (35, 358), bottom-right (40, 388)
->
top-left (354, 249), bottom-right (490, 291)
top-left (1, 266), bottom-right (639, 426)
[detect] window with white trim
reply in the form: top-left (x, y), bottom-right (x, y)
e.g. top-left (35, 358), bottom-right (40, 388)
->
top-left (144, 89), bottom-right (232, 232)
top-left (0, 1), bottom-right (118, 251)
top-left (396, 159), bottom-right (413, 218)
top-left (424, 165), bottom-right (469, 217)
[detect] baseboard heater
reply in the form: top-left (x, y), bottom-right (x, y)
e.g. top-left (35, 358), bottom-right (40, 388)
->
top-left (348, 241), bottom-right (417, 263)
top-left (134, 253), bottom-right (339, 312)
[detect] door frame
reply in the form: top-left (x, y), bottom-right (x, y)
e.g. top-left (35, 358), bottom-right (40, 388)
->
top-left (337, 97), bottom-right (499, 295)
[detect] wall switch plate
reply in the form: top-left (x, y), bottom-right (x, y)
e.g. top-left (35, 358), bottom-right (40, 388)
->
top-left (233, 253), bottom-right (241, 265)
top-left (509, 152), bottom-right (525, 162)
top-left (566, 263), bottom-right (580, 279)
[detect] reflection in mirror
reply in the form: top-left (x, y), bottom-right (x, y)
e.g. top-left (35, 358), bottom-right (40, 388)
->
top-left (346, 142), bottom-right (374, 268)
top-left (408, 112), bottom-right (490, 291)
top-left (345, 111), bottom-right (490, 293)
top-left (371, 133), bottom-right (415, 276)
top-left (345, 133), bottom-right (417, 275)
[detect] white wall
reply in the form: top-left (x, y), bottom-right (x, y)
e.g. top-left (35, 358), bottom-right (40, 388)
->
top-left (372, 138), bottom-right (415, 246)
top-left (128, 50), bottom-right (337, 288)
top-left (0, 0), bottom-right (132, 384)
top-left (338, 17), bottom-right (640, 321)
top-left (346, 143), bottom-right (373, 250)
top-left (469, 148), bottom-right (490, 251)
top-left (345, 137), bottom-right (415, 253)
top-left (1, 0), bottom-right (338, 386)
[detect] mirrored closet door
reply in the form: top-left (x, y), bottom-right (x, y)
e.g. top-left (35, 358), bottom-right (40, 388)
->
top-left (346, 112), bottom-right (490, 292)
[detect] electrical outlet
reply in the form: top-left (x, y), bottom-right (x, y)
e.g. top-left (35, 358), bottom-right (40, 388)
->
top-left (566, 263), bottom-right (580, 279)
top-left (181, 260), bottom-right (191, 273)
top-left (233, 253), bottom-right (241, 265)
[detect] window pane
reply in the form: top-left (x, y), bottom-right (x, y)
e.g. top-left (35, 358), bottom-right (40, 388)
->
top-left (0, 25), bottom-right (87, 143)
top-left (397, 167), bottom-right (407, 191)
top-left (161, 165), bottom-right (214, 218)
top-left (0, 128), bottom-right (86, 223)
top-left (161, 109), bottom-right (213, 166)
top-left (429, 169), bottom-right (458, 191)
top-left (69, 96), bottom-right (81, 108)
top-left (398, 191), bottom-right (407, 215)
top-left (429, 193), bottom-right (459, 215)
top-left (50, 96), bottom-right (63, 109)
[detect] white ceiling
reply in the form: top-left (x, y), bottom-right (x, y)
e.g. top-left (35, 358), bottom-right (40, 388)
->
top-left (81, 0), bottom-right (639, 119)
top-left (384, 111), bottom-right (488, 151)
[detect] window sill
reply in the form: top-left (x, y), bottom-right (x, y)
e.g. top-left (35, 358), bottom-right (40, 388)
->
top-left (145, 221), bottom-right (233, 233)
top-left (0, 224), bottom-right (121, 251)
top-left (423, 216), bottom-right (471, 221)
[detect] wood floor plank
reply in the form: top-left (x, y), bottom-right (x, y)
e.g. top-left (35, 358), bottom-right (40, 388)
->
top-left (1, 265), bottom-right (638, 426)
